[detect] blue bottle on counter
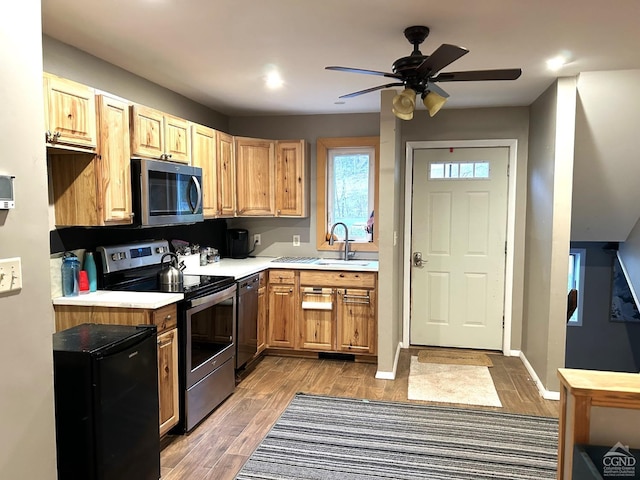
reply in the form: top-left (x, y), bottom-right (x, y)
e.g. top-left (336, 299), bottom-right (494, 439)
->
top-left (83, 251), bottom-right (97, 292)
top-left (62, 256), bottom-right (81, 297)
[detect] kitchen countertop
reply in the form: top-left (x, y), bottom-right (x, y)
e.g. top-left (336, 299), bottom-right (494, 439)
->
top-left (52, 290), bottom-right (183, 309)
top-left (52, 256), bottom-right (378, 309)
top-left (181, 255), bottom-right (379, 279)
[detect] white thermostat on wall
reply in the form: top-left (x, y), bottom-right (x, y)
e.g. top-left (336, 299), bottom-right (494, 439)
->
top-left (0, 175), bottom-right (15, 209)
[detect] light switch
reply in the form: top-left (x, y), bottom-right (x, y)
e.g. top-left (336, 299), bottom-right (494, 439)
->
top-left (0, 257), bottom-right (22, 293)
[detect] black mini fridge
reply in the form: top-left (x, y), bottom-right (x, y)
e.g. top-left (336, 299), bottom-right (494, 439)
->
top-left (53, 323), bottom-right (160, 480)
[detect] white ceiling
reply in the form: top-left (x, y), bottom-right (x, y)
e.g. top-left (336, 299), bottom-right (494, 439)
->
top-left (41, 0), bottom-right (640, 117)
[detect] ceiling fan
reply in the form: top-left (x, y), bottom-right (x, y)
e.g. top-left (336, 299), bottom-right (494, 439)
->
top-left (325, 25), bottom-right (522, 119)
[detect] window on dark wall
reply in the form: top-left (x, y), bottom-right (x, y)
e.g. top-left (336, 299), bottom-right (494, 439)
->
top-left (568, 248), bottom-right (586, 326)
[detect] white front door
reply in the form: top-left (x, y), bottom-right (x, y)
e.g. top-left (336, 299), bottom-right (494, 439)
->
top-left (410, 146), bottom-right (509, 350)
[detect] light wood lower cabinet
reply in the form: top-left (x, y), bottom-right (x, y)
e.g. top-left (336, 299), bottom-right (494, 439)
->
top-left (336, 288), bottom-right (376, 354)
top-left (54, 303), bottom-right (180, 435)
top-left (267, 270), bottom-right (297, 349)
top-left (298, 287), bottom-right (334, 351)
top-left (157, 328), bottom-right (179, 436)
top-left (265, 270), bottom-right (377, 356)
top-left (257, 272), bottom-right (267, 354)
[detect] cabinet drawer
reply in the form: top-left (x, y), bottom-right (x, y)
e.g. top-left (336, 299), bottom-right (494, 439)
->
top-left (269, 270), bottom-right (295, 284)
top-left (300, 271), bottom-right (376, 289)
top-left (153, 304), bottom-right (177, 332)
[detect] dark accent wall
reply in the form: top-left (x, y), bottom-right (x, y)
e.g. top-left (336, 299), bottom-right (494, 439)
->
top-left (565, 242), bottom-right (640, 372)
top-left (50, 219), bottom-right (228, 256)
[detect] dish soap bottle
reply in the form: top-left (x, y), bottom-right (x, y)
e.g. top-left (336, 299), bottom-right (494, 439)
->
top-left (83, 251), bottom-right (97, 292)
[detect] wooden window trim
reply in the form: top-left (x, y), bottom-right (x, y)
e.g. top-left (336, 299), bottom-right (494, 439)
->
top-left (316, 136), bottom-right (379, 253)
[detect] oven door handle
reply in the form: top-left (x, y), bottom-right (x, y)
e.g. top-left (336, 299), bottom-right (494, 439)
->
top-left (187, 285), bottom-right (236, 308)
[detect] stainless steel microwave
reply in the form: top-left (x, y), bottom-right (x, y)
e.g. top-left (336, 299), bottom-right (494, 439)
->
top-left (131, 158), bottom-right (203, 226)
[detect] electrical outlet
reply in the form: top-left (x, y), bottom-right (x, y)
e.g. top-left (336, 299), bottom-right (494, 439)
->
top-left (0, 257), bottom-right (22, 293)
top-left (293, 235), bottom-right (301, 247)
top-left (254, 234), bottom-right (261, 246)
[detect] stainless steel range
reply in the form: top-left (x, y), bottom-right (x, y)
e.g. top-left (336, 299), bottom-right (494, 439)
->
top-left (97, 240), bottom-right (237, 433)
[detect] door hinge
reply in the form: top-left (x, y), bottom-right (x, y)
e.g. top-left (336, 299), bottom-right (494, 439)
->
top-left (505, 241), bottom-right (507, 255)
top-left (507, 163), bottom-right (510, 177)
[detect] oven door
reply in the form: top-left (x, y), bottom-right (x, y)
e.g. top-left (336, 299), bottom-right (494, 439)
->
top-left (184, 284), bottom-right (236, 388)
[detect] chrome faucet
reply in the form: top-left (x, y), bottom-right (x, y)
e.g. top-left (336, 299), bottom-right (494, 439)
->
top-left (329, 222), bottom-right (354, 261)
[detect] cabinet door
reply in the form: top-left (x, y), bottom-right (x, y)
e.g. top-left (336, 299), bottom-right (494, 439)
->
top-left (164, 114), bottom-right (191, 163)
top-left (298, 288), bottom-right (334, 351)
top-left (96, 95), bottom-right (133, 225)
top-left (276, 140), bottom-right (307, 217)
top-left (267, 284), bottom-right (296, 349)
top-left (257, 284), bottom-right (267, 354)
top-left (130, 104), bottom-right (164, 159)
top-left (336, 288), bottom-right (377, 354)
top-left (217, 131), bottom-right (236, 217)
top-left (157, 328), bottom-right (179, 436)
top-left (235, 137), bottom-right (275, 216)
top-left (191, 124), bottom-right (218, 218)
top-left (44, 73), bottom-right (97, 149)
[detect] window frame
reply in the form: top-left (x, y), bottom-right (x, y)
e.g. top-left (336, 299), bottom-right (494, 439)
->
top-left (567, 248), bottom-right (586, 326)
top-left (316, 136), bottom-right (379, 253)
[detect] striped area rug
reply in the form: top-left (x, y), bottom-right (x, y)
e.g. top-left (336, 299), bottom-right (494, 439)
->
top-left (235, 393), bottom-right (558, 480)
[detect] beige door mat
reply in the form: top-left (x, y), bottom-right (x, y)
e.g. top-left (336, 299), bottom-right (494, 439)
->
top-left (417, 348), bottom-right (494, 367)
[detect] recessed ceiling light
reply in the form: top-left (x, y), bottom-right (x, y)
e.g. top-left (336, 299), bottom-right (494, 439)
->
top-left (546, 55), bottom-right (567, 71)
top-left (265, 70), bottom-right (283, 89)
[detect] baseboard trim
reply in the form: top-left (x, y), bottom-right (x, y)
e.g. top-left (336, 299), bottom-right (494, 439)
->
top-left (509, 349), bottom-right (522, 357)
top-left (519, 351), bottom-right (560, 401)
top-left (376, 342), bottom-right (402, 380)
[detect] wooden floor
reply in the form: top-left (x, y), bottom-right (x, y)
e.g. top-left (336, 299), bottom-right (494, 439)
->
top-left (159, 348), bottom-right (559, 480)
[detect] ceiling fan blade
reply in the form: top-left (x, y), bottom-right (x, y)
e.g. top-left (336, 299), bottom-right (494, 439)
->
top-left (326, 66), bottom-right (402, 80)
top-left (338, 83), bottom-right (405, 99)
top-left (433, 69), bottom-right (522, 82)
top-left (415, 44), bottom-right (469, 78)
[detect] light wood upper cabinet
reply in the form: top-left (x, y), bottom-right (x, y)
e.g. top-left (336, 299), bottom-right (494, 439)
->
top-left (191, 124), bottom-right (218, 218)
top-left (130, 105), bottom-right (191, 163)
top-left (217, 131), bottom-right (236, 217)
top-left (96, 95), bottom-right (133, 224)
top-left (235, 137), bottom-right (276, 216)
top-left (49, 94), bottom-right (133, 227)
top-left (43, 73), bottom-right (97, 150)
top-left (163, 114), bottom-right (191, 163)
top-left (276, 140), bottom-right (307, 217)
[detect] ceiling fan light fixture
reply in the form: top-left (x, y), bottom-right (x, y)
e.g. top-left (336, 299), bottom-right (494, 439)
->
top-left (423, 91), bottom-right (447, 117)
top-left (392, 88), bottom-right (416, 120)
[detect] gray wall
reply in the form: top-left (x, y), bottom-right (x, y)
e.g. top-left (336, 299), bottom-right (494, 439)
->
top-left (43, 35), bottom-right (229, 131)
top-left (0, 3), bottom-right (58, 477)
top-left (523, 78), bottom-right (575, 391)
top-left (566, 242), bottom-right (640, 372)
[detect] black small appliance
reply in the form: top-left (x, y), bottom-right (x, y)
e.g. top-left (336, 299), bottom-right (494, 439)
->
top-left (52, 323), bottom-right (160, 480)
top-left (227, 228), bottom-right (251, 259)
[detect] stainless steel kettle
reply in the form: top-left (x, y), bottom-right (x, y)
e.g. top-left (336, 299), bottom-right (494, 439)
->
top-left (158, 253), bottom-right (184, 292)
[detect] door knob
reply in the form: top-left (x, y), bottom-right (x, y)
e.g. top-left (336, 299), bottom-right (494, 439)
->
top-left (413, 251), bottom-right (426, 267)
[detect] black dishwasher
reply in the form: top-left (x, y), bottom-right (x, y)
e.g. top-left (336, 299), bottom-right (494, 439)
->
top-left (236, 273), bottom-right (259, 369)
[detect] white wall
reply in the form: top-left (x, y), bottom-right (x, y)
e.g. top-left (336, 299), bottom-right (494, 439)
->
top-left (572, 70), bottom-right (640, 241)
top-left (620, 217), bottom-right (640, 302)
top-left (0, 2), bottom-right (58, 477)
